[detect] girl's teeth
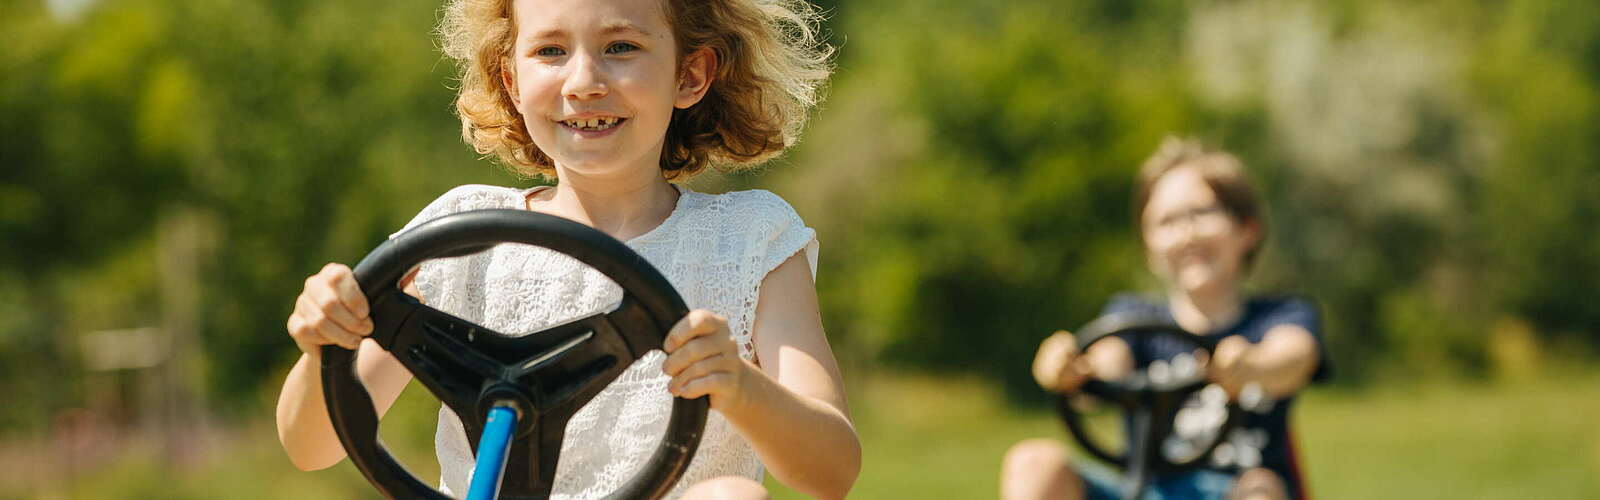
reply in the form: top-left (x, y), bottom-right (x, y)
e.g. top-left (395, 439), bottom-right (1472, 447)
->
top-left (565, 117), bottom-right (620, 130)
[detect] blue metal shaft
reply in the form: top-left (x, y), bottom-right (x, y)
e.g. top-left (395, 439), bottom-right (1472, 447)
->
top-left (465, 405), bottom-right (519, 500)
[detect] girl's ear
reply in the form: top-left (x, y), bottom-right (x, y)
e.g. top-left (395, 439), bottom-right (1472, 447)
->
top-left (502, 57), bottom-right (523, 107)
top-left (675, 47), bottom-right (717, 109)
top-left (1240, 217), bottom-right (1263, 250)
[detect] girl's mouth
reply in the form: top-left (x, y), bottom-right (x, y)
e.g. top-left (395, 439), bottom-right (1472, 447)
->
top-left (560, 116), bottom-right (625, 132)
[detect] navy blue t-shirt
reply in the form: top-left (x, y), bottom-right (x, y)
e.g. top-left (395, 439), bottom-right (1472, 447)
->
top-left (1100, 293), bottom-right (1330, 499)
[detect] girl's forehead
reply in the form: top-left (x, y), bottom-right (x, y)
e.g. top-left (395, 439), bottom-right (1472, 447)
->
top-left (1147, 167), bottom-right (1218, 210)
top-left (514, 0), bottom-right (672, 37)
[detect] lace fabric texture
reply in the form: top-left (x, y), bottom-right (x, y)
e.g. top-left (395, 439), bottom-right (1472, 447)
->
top-left (392, 184), bottom-right (818, 499)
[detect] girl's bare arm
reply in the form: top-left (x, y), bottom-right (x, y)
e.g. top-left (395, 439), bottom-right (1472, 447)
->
top-left (724, 252), bottom-right (860, 499)
top-left (660, 251), bottom-right (861, 499)
top-left (275, 266), bottom-right (417, 471)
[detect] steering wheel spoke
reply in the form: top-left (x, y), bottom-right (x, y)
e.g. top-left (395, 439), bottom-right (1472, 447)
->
top-left (526, 341), bottom-right (633, 416)
top-left (495, 410), bottom-right (586, 500)
top-left (370, 302), bottom-right (499, 417)
top-left (389, 337), bottom-right (493, 422)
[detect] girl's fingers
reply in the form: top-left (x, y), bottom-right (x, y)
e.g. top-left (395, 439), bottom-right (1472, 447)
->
top-left (1032, 349), bottom-right (1061, 389)
top-left (668, 355), bottom-right (725, 394)
top-left (662, 338), bottom-right (728, 376)
top-left (314, 318), bottom-right (363, 350)
top-left (326, 264), bottom-right (371, 319)
top-left (662, 313), bottom-right (709, 353)
top-left (289, 310), bottom-right (340, 353)
top-left (1033, 331), bottom-right (1077, 391)
top-left (306, 282), bottom-right (371, 335)
top-left (663, 310), bottom-right (724, 353)
top-left (285, 263), bottom-right (371, 358)
top-left (672, 372), bottom-right (732, 399)
top-left (1061, 357), bottom-right (1092, 390)
top-left (295, 292), bottom-right (344, 334)
top-left (295, 293), bottom-right (362, 349)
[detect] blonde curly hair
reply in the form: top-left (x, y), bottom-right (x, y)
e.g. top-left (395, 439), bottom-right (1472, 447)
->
top-left (438, 0), bottom-right (834, 180)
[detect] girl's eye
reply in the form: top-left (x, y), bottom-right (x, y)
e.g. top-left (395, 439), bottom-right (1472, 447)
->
top-left (535, 46), bottom-right (566, 57)
top-left (605, 42), bottom-right (640, 55)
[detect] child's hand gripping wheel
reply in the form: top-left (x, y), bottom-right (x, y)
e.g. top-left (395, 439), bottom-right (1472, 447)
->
top-left (320, 209), bottom-right (708, 500)
top-left (1054, 312), bottom-right (1243, 500)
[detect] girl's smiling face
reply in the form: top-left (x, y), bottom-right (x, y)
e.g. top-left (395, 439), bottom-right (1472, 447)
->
top-left (1141, 166), bottom-right (1260, 295)
top-left (504, 0), bottom-right (712, 180)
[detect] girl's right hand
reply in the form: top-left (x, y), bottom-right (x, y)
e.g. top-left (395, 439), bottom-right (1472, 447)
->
top-left (1032, 330), bottom-right (1091, 393)
top-left (286, 263), bottom-right (374, 358)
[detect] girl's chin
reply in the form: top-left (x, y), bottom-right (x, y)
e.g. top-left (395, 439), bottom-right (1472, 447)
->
top-left (1177, 267), bottom-right (1222, 293)
top-left (548, 147), bottom-right (638, 168)
top-left (555, 153), bottom-right (624, 167)
top-left (547, 155), bottom-right (662, 180)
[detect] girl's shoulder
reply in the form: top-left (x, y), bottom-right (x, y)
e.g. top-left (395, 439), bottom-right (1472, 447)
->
top-left (425, 184), bottom-right (527, 212)
top-left (395, 184), bottom-right (525, 235)
top-left (672, 188), bottom-right (816, 275)
top-left (682, 187), bottom-right (796, 213)
top-left (677, 188), bottom-right (807, 229)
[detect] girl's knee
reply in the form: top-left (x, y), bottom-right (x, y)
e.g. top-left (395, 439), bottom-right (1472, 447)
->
top-left (1001, 439), bottom-right (1084, 500)
top-left (1228, 467), bottom-right (1288, 500)
top-left (682, 476), bottom-right (769, 500)
top-left (1003, 438), bottom-right (1073, 475)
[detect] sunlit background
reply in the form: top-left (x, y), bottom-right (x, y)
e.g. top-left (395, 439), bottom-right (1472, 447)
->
top-left (3, 0), bottom-right (1598, 498)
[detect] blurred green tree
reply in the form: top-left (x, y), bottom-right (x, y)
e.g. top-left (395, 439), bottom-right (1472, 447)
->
top-left (765, 0), bottom-right (1600, 397)
top-left (1, 0), bottom-right (509, 431)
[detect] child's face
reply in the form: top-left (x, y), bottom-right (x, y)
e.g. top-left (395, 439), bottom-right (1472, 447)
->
top-left (1141, 166), bottom-right (1259, 296)
top-left (505, 0), bottom-right (710, 179)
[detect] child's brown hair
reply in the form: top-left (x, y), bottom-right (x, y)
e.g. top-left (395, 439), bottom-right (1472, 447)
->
top-left (438, 0), bottom-right (833, 180)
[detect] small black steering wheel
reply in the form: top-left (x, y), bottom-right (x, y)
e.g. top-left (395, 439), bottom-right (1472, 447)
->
top-left (320, 209), bottom-right (709, 500)
top-left (1054, 312), bottom-right (1242, 500)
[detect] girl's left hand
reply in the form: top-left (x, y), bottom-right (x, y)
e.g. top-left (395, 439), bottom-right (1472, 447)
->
top-left (1208, 335), bottom-right (1254, 398)
top-left (662, 309), bottom-right (755, 411)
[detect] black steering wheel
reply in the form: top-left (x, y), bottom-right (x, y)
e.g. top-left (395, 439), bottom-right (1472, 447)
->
top-left (319, 209), bottom-right (709, 500)
top-left (1054, 311), bottom-right (1242, 500)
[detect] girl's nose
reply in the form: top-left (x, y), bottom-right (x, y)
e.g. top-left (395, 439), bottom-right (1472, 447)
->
top-left (1171, 220), bottom-right (1200, 250)
top-left (563, 52), bottom-right (609, 100)
top-left (1180, 219), bottom-right (1199, 240)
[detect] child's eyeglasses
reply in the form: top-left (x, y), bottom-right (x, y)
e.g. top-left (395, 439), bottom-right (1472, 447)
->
top-left (1151, 204), bottom-right (1232, 236)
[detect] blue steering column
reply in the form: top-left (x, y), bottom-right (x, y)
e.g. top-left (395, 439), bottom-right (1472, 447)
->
top-left (467, 403), bottom-right (520, 500)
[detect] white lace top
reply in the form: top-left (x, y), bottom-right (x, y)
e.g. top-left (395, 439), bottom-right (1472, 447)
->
top-left (392, 184), bottom-right (818, 499)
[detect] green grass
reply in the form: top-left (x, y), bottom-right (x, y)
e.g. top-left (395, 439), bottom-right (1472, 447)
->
top-left (16, 369), bottom-right (1599, 499)
top-left (765, 370), bottom-right (1600, 499)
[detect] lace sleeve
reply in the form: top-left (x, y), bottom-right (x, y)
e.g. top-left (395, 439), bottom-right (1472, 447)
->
top-left (731, 190), bottom-right (818, 359)
top-left (757, 194), bottom-right (818, 280)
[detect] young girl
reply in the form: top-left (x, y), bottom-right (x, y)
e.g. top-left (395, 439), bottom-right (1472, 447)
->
top-left (1001, 138), bottom-right (1330, 500)
top-left (274, 0), bottom-right (859, 498)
